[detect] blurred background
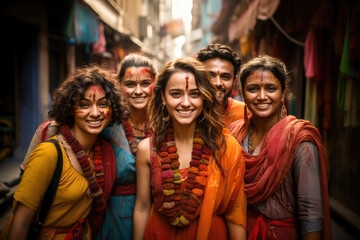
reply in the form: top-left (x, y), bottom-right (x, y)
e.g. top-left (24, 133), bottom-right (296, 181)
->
top-left (0, 0), bottom-right (359, 238)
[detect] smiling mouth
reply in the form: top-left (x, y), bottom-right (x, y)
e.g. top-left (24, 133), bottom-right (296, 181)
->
top-left (255, 103), bottom-right (270, 109)
top-left (87, 120), bottom-right (103, 127)
top-left (177, 110), bottom-right (194, 115)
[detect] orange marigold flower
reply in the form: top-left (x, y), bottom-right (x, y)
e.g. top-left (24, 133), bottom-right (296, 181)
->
top-left (193, 143), bottom-right (202, 150)
top-left (195, 176), bottom-right (207, 186)
top-left (168, 146), bottom-right (177, 153)
top-left (189, 167), bottom-right (199, 174)
top-left (199, 164), bottom-right (208, 171)
top-left (161, 164), bottom-right (171, 170)
top-left (168, 153), bottom-right (179, 160)
top-left (160, 152), bottom-right (169, 158)
top-left (192, 188), bottom-right (203, 197)
top-left (201, 154), bottom-right (211, 160)
top-left (199, 171), bottom-right (208, 177)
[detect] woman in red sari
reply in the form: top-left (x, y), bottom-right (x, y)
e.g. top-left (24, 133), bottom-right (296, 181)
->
top-left (228, 55), bottom-right (332, 240)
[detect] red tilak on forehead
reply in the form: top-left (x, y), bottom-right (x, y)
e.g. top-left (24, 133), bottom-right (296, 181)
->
top-left (217, 70), bottom-right (220, 74)
top-left (87, 85), bottom-right (104, 102)
top-left (185, 73), bottom-right (189, 91)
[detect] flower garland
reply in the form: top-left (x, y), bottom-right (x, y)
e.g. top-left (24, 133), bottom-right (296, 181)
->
top-left (59, 125), bottom-right (105, 211)
top-left (124, 120), bottom-right (151, 157)
top-left (158, 127), bottom-right (212, 227)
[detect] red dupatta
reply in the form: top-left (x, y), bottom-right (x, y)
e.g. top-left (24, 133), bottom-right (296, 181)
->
top-left (228, 115), bottom-right (332, 240)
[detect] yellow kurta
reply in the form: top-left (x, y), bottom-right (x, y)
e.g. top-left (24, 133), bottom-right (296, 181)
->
top-left (13, 136), bottom-right (92, 239)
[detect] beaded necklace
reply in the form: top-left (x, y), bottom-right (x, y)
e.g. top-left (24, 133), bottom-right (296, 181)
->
top-left (59, 125), bottom-right (105, 211)
top-left (158, 127), bottom-right (212, 227)
top-left (124, 120), bottom-right (151, 157)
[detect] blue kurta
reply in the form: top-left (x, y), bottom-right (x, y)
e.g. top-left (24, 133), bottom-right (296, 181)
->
top-left (96, 124), bottom-right (136, 240)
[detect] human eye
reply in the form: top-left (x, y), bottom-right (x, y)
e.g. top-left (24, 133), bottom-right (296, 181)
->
top-left (190, 91), bottom-right (201, 97)
top-left (267, 85), bottom-right (278, 92)
top-left (79, 101), bottom-right (89, 108)
top-left (247, 86), bottom-right (258, 93)
top-left (124, 81), bottom-right (136, 88)
top-left (170, 92), bottom-right (181, 97)
top-left (221, 74), bottom-right (232, 81)
top-left (141, 80), bottom-right (151, 87)
top-left (99, 101), bottom-right (108, 108)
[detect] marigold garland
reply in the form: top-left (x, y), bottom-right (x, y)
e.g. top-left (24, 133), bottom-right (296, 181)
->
top-left (158, 126), bottom-right (212, 227)
top-left (124, 120), bottom-right (150, 157)
top-left (59, 125), bottom-right (105, 211)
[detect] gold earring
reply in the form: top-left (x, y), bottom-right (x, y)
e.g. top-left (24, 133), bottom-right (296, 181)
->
top-left (281, 102), bottom-right (287, 119)
top-left (162, 104), bottom-right (170, 121)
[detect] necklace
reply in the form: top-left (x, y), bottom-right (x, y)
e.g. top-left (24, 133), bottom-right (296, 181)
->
top-left (59, 125), bottom-right (105, 211)
top-left (248, 120), bottom-right (254, 154)
top-left (158, 126), bottom-right (212, 227)
top-left (131, 124), bottom-right (146, 133)
top-left (124, 120), bottom-right (150, 157)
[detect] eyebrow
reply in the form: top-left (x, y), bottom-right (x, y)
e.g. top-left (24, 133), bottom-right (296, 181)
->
top-left (80, 96), bottom-right (107, 102)
top-left (169, 88), bottom-right (199, 92)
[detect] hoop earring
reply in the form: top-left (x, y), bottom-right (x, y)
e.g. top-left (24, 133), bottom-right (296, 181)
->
top-left (281, 102), bottom-right (287, 119)
top-left (244, 104), bottom-right (249, 123)
top-left (162, 104), bottom-right (170, 121)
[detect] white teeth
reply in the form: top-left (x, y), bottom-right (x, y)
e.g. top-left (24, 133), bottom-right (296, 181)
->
top-left (178, 110), bottom-right (192, 114)
top-left (257, 104), bottom-right (269, 107)
top-left (88, 120), bottom-right (101, 125)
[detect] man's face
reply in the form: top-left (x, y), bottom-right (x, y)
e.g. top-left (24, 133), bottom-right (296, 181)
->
top-left (202, 58), bottom-right (235, 104)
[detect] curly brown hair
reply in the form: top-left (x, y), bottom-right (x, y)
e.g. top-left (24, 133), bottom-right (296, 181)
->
top-left (148, 57), bottom-right (226, 175)
top-left (48, 65), bottom-right (129, 127)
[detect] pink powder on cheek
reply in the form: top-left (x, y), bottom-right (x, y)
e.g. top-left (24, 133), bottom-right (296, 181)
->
top-left (149, 84), bottom-right (154, 94)
top-left (105, 107), bottom-right (112, 119)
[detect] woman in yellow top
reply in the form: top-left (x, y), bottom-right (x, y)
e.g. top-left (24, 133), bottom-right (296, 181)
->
top-left (5, 66), bottom-right (128, 240)
top-left (133, 57), bottom-right (247, 240)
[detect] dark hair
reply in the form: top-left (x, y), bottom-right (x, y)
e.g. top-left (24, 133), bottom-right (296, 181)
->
top-left (148, 57), bottom-right (226, 175)
top-left (196, 43), bottom-right (241, 77)
top-left (118, 53), bottom-right (157, 81)
top-left (239, 54), bottom-right (289, 91)
top-left (49, 65), bottom-right (129, 127)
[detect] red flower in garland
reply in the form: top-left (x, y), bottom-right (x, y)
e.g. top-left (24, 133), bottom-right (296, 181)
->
top-left (124, 120), bottom-right (150, 157)
top-left (157, 126), bottom-right (212, 227)
top-left (59, 125), bottom-right (105, 211)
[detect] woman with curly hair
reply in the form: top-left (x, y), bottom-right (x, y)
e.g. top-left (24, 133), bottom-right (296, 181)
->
top-left (133, 57), bottom-right (247, 240)
top-left (4, 66), bottom-right (128, 240)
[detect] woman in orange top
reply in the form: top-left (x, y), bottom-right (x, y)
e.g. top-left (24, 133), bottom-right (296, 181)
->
top-left (133, 57), bottom-right (247, 240)
top-left (4, 66), bottom-right (128, 240)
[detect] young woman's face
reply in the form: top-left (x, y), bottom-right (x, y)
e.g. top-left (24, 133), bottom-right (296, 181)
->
top-left (122, 67), bottom-right (154, 110)
top-left (243, 69), bottom-right (286, 123)
top-left (73, 85), bottom-right (112, 136)
top-left (162, 72), bottom-right (203, 127)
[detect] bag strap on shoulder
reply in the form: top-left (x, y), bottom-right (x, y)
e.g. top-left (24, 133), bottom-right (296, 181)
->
top-left (37, 139), bottom-right (63, 225)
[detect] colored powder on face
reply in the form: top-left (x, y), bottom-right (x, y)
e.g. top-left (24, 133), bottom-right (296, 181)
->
top-left (185, 73), bottom-right (189, 91)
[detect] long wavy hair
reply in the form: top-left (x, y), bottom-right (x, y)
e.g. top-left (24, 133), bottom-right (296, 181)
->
top-left (148, 57), bottom-right (226, 175)
top-left (49, 65), bottom-right (129, 127)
